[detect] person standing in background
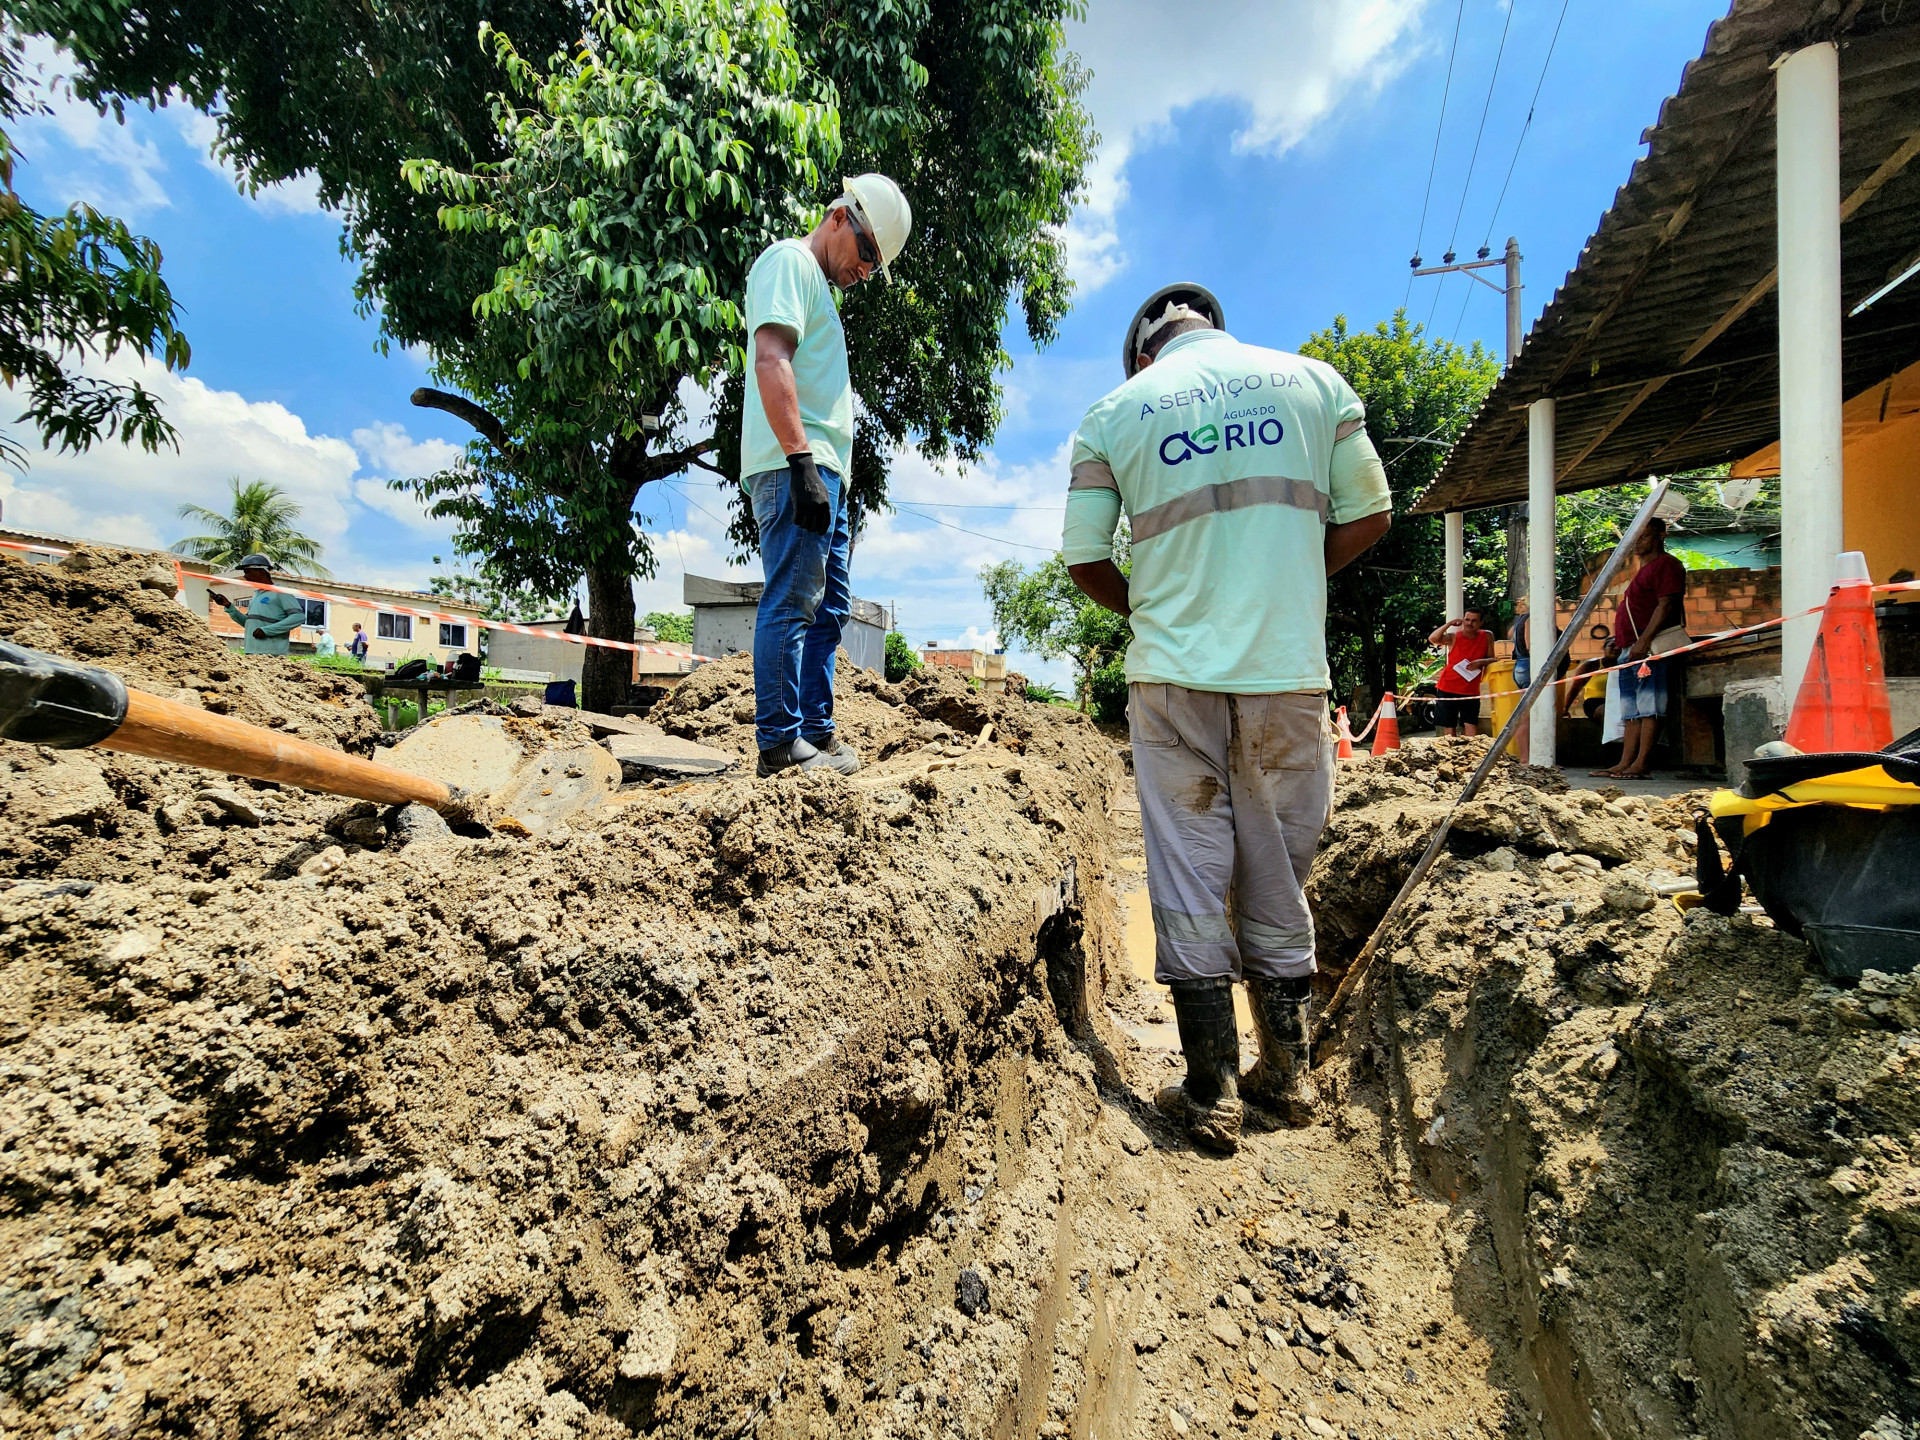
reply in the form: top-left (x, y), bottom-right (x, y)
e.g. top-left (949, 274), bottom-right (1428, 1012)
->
top-left (1596, 518), bottom-right (1685, 778)
top-left (349, 623), bottom-right (370, 663)
top-left (1427, 607), bottom-right (1492, 737)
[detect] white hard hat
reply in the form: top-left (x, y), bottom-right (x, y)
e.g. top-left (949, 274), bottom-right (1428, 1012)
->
top-left (841, 174), bottom-right (912, 284)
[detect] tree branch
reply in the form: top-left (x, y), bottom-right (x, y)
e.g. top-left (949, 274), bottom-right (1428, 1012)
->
top-left (686, 453), bottom-right (727, 477)
top-left (411, 387), bottom-right (513, 453)
top-left (639, 436), bottom-right (719, 482)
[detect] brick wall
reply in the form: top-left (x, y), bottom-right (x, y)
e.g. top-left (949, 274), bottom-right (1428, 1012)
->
top-left (1552, 562), bottom-right (1780, 662)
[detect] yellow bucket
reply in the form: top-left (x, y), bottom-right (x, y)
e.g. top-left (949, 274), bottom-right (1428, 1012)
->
top-left (1485, 658), bottom-right (1521, 757)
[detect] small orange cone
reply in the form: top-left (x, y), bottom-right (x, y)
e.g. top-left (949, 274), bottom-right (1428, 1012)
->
top-left (1334, 706), bottom-right (1355, 760)
top-left (1784, 551), bottom-right (1894, 754)
top-left (1370, 692), bottom-right (1402, 756)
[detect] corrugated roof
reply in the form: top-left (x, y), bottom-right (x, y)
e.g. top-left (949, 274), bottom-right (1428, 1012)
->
top-left (1413, 0), bottom-right (1920, 514)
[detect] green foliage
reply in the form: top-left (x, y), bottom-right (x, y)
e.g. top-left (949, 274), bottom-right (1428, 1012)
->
top-left (1087, 655), bottom-right (1126, 726)
top-left (0, 37), bottom-right (187, 465)
top-left (643, 609), bottom-right (694, 644)
top-left (1018, 678), bottom-right (1063, 704)
top-left (300, 651), bottom-right (366, 672)
top-left (883, 629), bottom-right (919, 683)
top-left (173, 478), bottom-right (329, 574)
top-left (1553, 468), bottom-right (1766, 592)
top-left (980, 526), bottom-right (1130, 714)
top-left (427, 553), bottom-right (552, 622)
top-left (18, 0), bottom-right (1093, 708)
top-left (1297, 312), bottom-right (1502, 703)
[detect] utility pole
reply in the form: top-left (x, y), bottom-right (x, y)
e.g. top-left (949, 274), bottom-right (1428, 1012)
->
top-left (1412, 237), bottom-right (1557, 767)
top-left (1411, 237), bottom-right (1525, 622)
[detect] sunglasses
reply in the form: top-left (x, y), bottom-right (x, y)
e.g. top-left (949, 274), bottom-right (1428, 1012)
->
top-left (845, 207), bottom-right (880, 268)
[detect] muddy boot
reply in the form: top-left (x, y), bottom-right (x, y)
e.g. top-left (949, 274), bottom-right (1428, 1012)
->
top-left (1154, 980), bottom-right (1243, 1153)
top-left (800, 732), bottom-right (862, 775)
top-left (1241, 974), bottom-right (1317, 1127)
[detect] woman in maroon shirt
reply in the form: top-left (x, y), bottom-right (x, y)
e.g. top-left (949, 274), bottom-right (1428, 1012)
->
top-left (1595, 517), bottom-right (1686, 777)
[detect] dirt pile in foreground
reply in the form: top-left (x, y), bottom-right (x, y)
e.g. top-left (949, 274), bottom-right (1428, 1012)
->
top-left (0, 645), bottom-right (1129, 1438)
top-left (0, 547), bottom-right (385, 884)
top-left (1318, 741), bottom-right (1920, 1440)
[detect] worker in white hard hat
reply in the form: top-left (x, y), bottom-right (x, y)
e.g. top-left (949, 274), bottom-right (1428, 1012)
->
top-left (741, 173), bottom-right (912, 778)
top-left (1061, 283), bottom-right (1394, 1154)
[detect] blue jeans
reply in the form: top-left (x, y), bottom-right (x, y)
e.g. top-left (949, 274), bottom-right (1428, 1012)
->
top-left (750, 465), bottom-right (852, 752)
top-left (1616, 656), bottom-right (1667, 721)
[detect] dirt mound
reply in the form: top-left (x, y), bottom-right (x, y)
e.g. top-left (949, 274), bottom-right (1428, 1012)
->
top-left (1315, 749), bottom-right (1920, 1440)
top-left (0, 660), bottom-right (1129, 1438)
top-left (655, 651), bottom-right (1048, 761)
top-left (0, 548), bottom-right (387, 887)
top-left (0, 546), bottom-right (380, 752)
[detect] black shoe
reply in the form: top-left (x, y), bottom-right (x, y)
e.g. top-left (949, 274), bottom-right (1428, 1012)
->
top-left (1153, 979), bottom-right (1243, 1153)
top-left (800, 732), bottom-right (861, 775)
top-left (1242, 974), bottom-right (1318, 1127)
top-left (757, 736), bottom-right (835, 778)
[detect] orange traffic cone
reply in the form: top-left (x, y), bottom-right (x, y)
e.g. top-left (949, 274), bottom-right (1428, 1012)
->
top-left (1334, 706), bottom-right (1355, 760)
top-left (1370, 692), bottom-right (1402, 755)
top-left (1784, 551), bottom-right (1894, 754)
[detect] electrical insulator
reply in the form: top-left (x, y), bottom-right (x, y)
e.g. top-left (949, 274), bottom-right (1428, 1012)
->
top-left (1409, 255), bottom-right (1423, 269)
top-left (1477, 245), bottom-right (1491, 260)
top-left (1442, 250), bottom-right (1456, 265)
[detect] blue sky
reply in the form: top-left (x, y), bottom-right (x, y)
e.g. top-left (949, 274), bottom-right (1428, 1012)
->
top-left (4, 0), bottom-right (1731, 686)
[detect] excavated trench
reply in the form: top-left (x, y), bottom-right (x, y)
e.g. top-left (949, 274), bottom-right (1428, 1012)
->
top-left (2, 548), bottom-right (1916, 1440)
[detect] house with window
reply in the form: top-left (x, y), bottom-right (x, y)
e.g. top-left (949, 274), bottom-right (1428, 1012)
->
top-left (0, 523), bottom-right (485, 671)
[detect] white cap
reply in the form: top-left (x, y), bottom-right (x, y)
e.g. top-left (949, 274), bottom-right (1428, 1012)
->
top-left (841, 174), bottom-right (912, 284)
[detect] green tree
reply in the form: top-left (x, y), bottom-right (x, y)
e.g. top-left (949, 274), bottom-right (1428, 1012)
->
top-left (17, 0), bottom-right (1094, 712)
top-left (644, 610), bottom-right (693, 644)
top-left (981, 527), bottom-right (1130, 719)
top-left (883, 629), bottom-right (919, 683)
top-left (427, 553), bottom-right (550, 622)
top-left (0, 37), bottom-right (188, 466)
top-left (1298, 312), bottom-right (1502, 705)
top-left (173, 478), bottom-right (329, 575)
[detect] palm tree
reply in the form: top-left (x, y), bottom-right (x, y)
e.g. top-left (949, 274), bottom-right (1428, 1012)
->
top-left (173, 478), bottom-right (330, 576)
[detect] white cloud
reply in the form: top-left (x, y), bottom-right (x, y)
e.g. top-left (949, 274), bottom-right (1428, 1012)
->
top-left (12, 37), bottom-right (172, 216)
top-left (1061, 0), bottom-right (1429, 290)
top-left (169, 106), bottom-right (326, 215)
top-left (0, 355), bottom-right (468, 586)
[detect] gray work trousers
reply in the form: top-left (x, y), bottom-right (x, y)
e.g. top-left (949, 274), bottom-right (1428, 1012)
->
top-left (1130, 682), bottom-right (1334, 984)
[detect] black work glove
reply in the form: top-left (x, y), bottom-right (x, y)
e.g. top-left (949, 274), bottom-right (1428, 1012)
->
top-left (787, 451), bottom-right (831, 536)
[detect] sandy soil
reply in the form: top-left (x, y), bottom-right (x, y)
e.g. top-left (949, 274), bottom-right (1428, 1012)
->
top-left (2, 547), bottom-right (1913, 1439)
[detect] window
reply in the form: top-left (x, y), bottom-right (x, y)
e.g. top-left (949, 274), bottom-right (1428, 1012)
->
top-left (439, 622), bottom-right (469, 648)
top-left (301, 599), bottom-right (327, 629)
top-left (377, 612), bottom-right (411, 641)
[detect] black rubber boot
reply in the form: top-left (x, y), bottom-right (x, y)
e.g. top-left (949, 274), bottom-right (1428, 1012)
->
top-left (1241, 974), bottom-right (1318, 1127)
top-left (757, 737), bottom-right (834, 778)
top-left (1154, 980), bottom-right (1243, 1153)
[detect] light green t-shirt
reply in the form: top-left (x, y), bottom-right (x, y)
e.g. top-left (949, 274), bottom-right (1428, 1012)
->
top-left (1060, 329), bottom-right (1392, 694)
top-left (740, 238), bottom-right (854, 480)
top-left (218, 588), bottom-right (308, 656)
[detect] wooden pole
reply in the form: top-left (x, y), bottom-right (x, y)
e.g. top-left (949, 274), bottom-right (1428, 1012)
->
top-left (104, 688), bottom-right (454, 811)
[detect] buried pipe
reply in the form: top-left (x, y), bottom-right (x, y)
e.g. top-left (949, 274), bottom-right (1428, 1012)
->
top-left (1312, 477), bottom-right (1673, 1057)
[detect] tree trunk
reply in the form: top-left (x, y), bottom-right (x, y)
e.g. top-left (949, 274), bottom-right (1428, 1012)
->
top-left (1505, 505), bottom-right (1526, 618)
top-left (1382, 616), bottom-right (1401, 700)
top-left (582, 562), bottom-right (636, 714)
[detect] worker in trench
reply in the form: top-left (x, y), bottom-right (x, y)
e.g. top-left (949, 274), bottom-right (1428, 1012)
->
top-left (741, 173), bottom-right (913, 778)
top-left (1062, 284), bottom-right (1393, 1154)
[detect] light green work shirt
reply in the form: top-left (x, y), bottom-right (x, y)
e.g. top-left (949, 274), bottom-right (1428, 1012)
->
top-left (218, 588), bottom-right (307, 656)
top-left (740, 238), bottom-right (853, 480)
top-left (1060, 329), bottom-right (1392, 694)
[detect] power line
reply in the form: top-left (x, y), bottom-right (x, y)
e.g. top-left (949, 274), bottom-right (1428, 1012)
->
top-left (1445, 0), bottom-right (1517, 255)
top-left (891, 499), bottom-right (1065, 512)
top-left (1407, 0), bottom-right (1470, 308)
top-left (1480, 0), bottom-right (1573, 251)
top-left (892, 503), bottom-right (1056, 552)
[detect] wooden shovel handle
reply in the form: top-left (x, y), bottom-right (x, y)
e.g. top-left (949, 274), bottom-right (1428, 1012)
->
top-left (103, 688), bottom-right (453, 811)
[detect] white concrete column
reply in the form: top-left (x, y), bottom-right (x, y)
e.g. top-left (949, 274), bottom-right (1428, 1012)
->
top-left (1444, 512), bottom-right (1465, 622)
top-left (1527, 399), bottom-right (1558, 766)
top-left (1776, 42), bottom-right (1846, 689)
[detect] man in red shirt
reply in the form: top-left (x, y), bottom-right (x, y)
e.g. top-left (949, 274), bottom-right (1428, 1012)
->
top-left (1427, 606), bottom-right (1492, 736)
top-left (1598, 517), bottom-right (1686, 778)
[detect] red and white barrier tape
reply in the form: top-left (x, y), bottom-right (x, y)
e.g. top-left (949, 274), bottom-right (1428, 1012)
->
top-left (0, 540), bottom-right (718, 663)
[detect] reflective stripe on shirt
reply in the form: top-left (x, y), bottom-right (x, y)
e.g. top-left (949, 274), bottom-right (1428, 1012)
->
top-left (1131, 474), bottom-right (1328, 543)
